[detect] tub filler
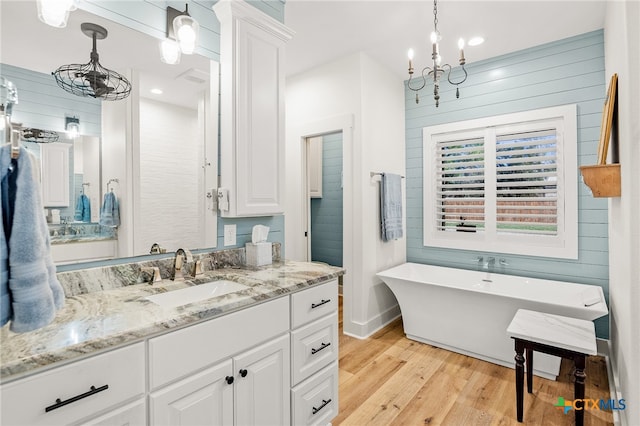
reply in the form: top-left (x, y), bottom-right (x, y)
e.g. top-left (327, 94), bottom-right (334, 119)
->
top-left (377, 262), bottom-right (608, 380)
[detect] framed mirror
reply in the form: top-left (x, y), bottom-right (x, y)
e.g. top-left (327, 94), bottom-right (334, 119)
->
top-left (0, 1), bottom-right (219, 264)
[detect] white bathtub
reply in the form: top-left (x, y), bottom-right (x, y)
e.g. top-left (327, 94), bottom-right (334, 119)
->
top-left (377, 262), bottom-right (608, 379)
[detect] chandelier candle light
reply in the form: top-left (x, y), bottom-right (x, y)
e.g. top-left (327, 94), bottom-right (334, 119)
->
top-left (407, 0), bottom-right (468, 106)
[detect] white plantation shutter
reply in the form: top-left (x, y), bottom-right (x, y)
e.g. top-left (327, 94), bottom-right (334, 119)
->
top-left (423, 105), bottom-right (577, 259)
top-left (495, 129), bottom-right (558, 236)
top-left (435, 137), bottom-right (485, 232)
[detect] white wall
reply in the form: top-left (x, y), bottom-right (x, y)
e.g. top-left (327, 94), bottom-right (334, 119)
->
top-left (286, 52), bottom-right (406, 338)
top-left (605, 2), bottom-right (640, 425)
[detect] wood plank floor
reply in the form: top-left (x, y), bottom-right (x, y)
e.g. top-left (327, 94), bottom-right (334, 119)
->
top-left (336, 296), bottom-right (613, 425)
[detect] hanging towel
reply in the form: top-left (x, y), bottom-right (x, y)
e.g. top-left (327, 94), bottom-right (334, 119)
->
top-left (0, 157), bottom-right (17, 326)
top-left (0, 145), bottom-right (65, 332)
top-left (99, 191), bottom-right (120, 227)
top-left (74, 193), bottom-right (91, 222)
top-left (380, 173), bottom-right (403, 242)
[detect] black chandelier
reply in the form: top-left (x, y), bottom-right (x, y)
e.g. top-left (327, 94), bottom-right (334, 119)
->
top-left (406, 0), bottom-right (468, 106)
top-left (52, 23), bottom-right (131, 101)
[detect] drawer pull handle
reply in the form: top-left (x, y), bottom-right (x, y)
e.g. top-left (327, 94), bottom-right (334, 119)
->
top-left (239, 369), bottom-right (248, 377)
top-left (312, 398), bottom-right (332, 415)
top-left (45, 384), bottom-right (109, 413)
top-left (311, 342), bottom-right (331, 355)
top-left (226, 376), bottom-right (234, 385)
top-left (311, 299), bottom-right (331, 309)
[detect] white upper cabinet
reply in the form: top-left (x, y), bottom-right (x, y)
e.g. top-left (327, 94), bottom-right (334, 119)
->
top-left (40, 143), bottom-right (71, 207)
top-left (214, 0), bottom-right (294, 217)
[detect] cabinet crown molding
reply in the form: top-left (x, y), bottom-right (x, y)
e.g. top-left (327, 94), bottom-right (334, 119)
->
top-left (213, 0), bottom-right (295, 42)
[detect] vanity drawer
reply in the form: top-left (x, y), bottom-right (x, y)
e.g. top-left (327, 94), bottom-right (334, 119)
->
top-left (291, 279), bottom-right (338, 329)
top-left (291, 313), bottom-right (338, 385)
top-left (0, 343), bottom-right (145, 426)
top-left (149, 296), bottom-right (289, 390)
top-left (291, 361), bottom-right (339, 426)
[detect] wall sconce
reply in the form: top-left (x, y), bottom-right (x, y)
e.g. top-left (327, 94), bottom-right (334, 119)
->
top-left (65, 116), bottom-right (80, 139)
top-left (161, 3), bottom-right (200, 64)
top-left (36, 0), bottom-right (77, 28)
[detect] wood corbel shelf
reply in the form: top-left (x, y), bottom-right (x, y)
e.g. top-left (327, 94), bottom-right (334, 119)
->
top-left (581, 73), bottom-right (621, 198)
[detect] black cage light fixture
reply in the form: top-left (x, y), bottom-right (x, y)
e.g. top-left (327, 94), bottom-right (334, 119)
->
top-left (406, 0), bottom-right (469, 106)
top-left (52, 23), bottom-right (131, 101)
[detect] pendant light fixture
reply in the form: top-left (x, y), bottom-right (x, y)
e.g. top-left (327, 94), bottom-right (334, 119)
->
top-left (52, 23), bottom-right (132, 101)
top-left (21, 128), bottom-right (60, 143)
top-left (406, 0), bottom-right (469, 106)
top-left (160, 3), bottom-right (200, 64)
top-left (36, 0), bottom-right (77, 28)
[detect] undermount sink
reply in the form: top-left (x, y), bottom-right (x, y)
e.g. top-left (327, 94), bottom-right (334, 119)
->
top-left (145, 280), bottom-right (249, 308)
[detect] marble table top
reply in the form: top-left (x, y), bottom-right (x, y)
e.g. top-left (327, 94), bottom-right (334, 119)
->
top-left (0, 260), bottom-right (344, 383)
top-left (507, 309), bottom-right (597, 355)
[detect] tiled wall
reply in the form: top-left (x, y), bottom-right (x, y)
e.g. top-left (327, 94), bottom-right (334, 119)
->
top-left (310, 132), bottom-right (343, 267)
top-left (405, 30), bottom-right (610, 338)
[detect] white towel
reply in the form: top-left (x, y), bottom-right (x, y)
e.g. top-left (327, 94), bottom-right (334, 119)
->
top-left (0, 145), bottom-right (65, 332)
top-left (380, 173), bottom-right (403, 241)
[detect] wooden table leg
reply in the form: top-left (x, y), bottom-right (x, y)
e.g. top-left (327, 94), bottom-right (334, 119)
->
top-left (574, 355), bottom-right (586, 426)
top-left (526, 347), bottom-right (533, 394)
top-left (515, 339), bottom-right (525, 422)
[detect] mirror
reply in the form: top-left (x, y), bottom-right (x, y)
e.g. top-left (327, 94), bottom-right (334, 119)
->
top-left (0, 2), bottom-right (218, 263)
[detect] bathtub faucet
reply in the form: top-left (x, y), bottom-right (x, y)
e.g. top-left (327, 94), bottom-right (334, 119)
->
top-left (483, 257), bottom-right (496, 272)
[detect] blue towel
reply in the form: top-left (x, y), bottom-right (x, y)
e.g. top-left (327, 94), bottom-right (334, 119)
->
top-left (99, 191), bottom-right (120, 227)
top-left (74, 193), bottom-right (91, 222)
top-left (380, 173), bottom-right (403, 241)
top-left (0, 145), bottom-right (65, 332)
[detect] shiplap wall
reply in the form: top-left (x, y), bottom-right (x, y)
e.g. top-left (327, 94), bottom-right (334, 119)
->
top-left (311, 132), bottom-right (343, 267)
top-left (405, 30), bottom-right (610, 338)
top-left (1, 63), bottom-right (101, 136)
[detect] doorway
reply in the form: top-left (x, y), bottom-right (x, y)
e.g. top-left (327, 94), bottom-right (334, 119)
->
top-left (307, 132), bottom-right (343, 268)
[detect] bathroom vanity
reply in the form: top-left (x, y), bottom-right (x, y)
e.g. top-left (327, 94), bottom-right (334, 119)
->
top-left (0, 259), bottom-right (343, 426)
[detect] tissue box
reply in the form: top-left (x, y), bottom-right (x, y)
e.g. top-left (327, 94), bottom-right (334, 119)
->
top-left (246, 242), bottom-right (272, 267)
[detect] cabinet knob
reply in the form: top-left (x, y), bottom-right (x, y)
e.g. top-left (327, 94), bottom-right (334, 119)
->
top-left (239, 369), bottom-right (248, 378)
top-left (225, 376), bottom-right (234, 385)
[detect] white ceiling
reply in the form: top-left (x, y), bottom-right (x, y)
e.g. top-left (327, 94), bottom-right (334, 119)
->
top-left (1, 0), bottom-right (607, 106)
top-left (284, 0), bottom-right (607, 79)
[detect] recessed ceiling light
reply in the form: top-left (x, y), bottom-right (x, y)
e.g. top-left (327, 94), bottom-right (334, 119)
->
top-left (468, 36), bottom-right (485, 47)
top-left (151, 88), bottom-right (163, 95)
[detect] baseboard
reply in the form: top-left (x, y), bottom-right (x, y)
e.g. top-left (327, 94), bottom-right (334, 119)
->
top-left (343, 304), bottom-right (401, 340)
top-left (598, 339), bottom-right (624, 426)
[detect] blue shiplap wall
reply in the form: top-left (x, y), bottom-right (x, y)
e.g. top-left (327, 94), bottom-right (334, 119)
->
top-left (405, 30), bottom-right (609, 338)
top-left (310, 132), bottom-right (343, 267)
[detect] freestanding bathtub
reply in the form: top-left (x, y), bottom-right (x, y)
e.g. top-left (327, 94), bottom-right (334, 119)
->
top-left (377, 262), bottom-right (609, 379)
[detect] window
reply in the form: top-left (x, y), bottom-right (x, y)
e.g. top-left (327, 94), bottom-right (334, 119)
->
top-left (423, 105), bottom-right (577, 259)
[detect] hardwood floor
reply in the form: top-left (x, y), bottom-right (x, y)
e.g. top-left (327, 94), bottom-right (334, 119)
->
top-left (336, 296), bottom-right (613, 425)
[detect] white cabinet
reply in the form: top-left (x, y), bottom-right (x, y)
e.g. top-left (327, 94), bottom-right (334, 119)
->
top-left (213, 0), bottom-right (294, 217)
top-left (235, 335), bottom-right (290, 425)
top-left (0, 343), bottom-right (145, 426)
top-left (149, 297), bottom-right (290, 425)
top-left (40, 143), bottom-right (71, 207)
top-left (150, 360), bottom-right (234, 426)
top-left (78, 399), bottom-right (146, 426)
top-left (308, 137), bottom-right (323, 198)
top-left (290, 280), bottom-right (339, 424)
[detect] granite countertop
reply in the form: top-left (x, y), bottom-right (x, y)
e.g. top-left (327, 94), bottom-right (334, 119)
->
top-left (0, 260), bottom-right (344, 383)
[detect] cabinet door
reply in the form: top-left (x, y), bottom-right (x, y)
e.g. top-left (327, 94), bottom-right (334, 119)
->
top-left (234, 334), bottom-right (290, 426)
top-left (76, 399), bottom-right (145, 426)
top-left (41, 143), bottom-right (71, 207)
top-left (308, 137), bottom-right (323, 198)
top-left (150, 360), bottom-right (234, 426)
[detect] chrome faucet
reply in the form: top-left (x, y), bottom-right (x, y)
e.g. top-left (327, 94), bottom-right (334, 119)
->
top-left (150, 243), bottom-right (165, 254)
top-left (172, 248), bottom-right (194, 281)
top-left (484, 256), bottom-right (496, 271)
